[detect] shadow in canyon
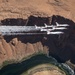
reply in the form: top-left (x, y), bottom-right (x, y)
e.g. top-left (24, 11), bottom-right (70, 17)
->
top-left (1, 15), bottom-right (75, 67)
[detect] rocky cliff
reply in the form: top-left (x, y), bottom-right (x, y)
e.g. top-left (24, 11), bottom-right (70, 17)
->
top-left (0, 35), bottom-right (48, 66)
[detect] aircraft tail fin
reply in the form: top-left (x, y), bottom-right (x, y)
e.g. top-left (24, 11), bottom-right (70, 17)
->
top-left (44, 23), bottom-right (47, 27)
top-left (56, 22), bottom-right (59, 26)
top-left (35, 25), bottom-right (37, 29)
top-left (47, 31), bottom-right (50, 35)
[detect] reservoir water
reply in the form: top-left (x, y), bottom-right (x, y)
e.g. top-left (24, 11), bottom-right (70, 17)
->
top-left (0, 54), bottom-right (74, 75)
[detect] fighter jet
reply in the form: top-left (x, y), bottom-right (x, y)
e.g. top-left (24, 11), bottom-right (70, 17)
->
top-left (56, 22), bottom-right (69, 27)
top-left (35, 25), bottom-right (46, 29)
top-left (53, 27), bottom-right (67, 30)
top-left (44, 23), bottom-right (53, 27)
top-left (47, 31), bottom-right (64, 35)
top-left (41, 24), bottom-right (67, 32)
top-left (41, 28), bottom-right (52, 31)
top-left (40, 26), bottom-right (55, 32)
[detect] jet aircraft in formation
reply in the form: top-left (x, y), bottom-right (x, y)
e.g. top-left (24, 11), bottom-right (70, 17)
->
top-left (35, 22), bottom-right (69, 34)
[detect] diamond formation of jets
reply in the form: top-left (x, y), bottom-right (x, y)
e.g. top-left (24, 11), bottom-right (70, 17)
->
top-left (35, 22), bottom-right (69, 35)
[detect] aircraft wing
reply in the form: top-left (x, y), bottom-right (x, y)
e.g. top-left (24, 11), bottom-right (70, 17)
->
top-left (54, 27), bottom-right (67, 30)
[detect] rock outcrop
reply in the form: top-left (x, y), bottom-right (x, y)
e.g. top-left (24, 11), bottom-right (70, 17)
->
top-left (0, 35), bottom-right (48, 66)
top-left (0, 0), bottom-right (75, 22)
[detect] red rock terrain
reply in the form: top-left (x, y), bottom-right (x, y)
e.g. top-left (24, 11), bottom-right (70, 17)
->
top-left (0, 0), bottom-right (75, 21)
top-left (0, 0), bottom-right (75, 71)
top-left (0, 35), bottom-right (48, 66)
